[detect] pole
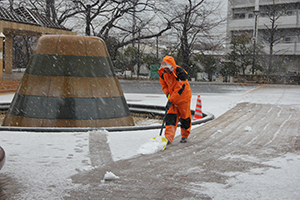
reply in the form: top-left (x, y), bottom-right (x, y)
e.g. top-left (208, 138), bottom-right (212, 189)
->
top-left (252, 0), bottom-right (259, 74)
top-left (252, 13), bottom-right (258, 74)
top-left (156, 35), bottom-right (159, 60)
top-left (137, 30), bottom-right (140, 79)
top-left (132, 2), bottom-right (136, 47)
top-left (0, 32), bottom-right (5, 79)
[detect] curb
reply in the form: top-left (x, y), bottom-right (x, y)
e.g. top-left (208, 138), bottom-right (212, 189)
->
top-left (0, 103), bottom-right (214, 132)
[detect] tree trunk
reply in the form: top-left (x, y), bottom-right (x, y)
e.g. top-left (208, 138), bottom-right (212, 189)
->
top-left (86, 5), bottom-right (91, 36)
top-left (269, 42), bottom-right (273, 74)
top-left (51, 0), bottom-right (57, 23)
top-left (268, 24), bottom-right (274, 74)
top-left (9, 0), bottom-right (14, 11)
top-left (46, 0), bottom-right (51, 19)
top-left (46, 0), bottom-right (56, 22)
top-left (137, 31), bottom-right (140, 79)
top-left (181, 26), bottom-right (190, 74)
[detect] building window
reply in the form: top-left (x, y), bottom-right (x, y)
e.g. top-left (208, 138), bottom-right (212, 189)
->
top-left (260, 12), bottom-right (267, 17)
top-left (233, 13), bottom-right (245, 19)
top-left (284, 36), bottom-right (297, 43)
top-left (275, 11), bottom-right (283, 17)
top-left (286, 10), bottom-right (296, 16)
top-left (248, 13), bottom-right (254, 18)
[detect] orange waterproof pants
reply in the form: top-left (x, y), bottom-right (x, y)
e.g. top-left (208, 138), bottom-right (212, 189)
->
top-left (164, 101), bottom-right (192, 143)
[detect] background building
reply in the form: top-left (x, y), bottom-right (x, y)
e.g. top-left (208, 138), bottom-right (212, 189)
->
top-left (227, 0), bottom-right (300, 74)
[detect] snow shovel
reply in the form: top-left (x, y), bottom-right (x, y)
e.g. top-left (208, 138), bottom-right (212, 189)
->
top-left (138, 104), bottom-right (169, 154)
top-left (152, 103), bottom-right (169, 150)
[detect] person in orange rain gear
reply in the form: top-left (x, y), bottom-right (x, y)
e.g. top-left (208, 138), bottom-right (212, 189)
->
top-left (158, 55), bottom-right (192, 144)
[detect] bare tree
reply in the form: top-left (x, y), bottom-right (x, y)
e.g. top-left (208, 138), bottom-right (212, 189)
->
top-left (262, 0), bottom-right (285, 74)
top-left (225, 33), bottom-right (253, 75)
top-left (9, 0), bottom-right (14, 11)
top-left (92, 0), bottom-right (172, 60)
top-left (11, 0), bottom-right (171, 48)
top-left (160, 0), bottom-right (226, 74)
top-left (4, 0), bottom-right (225, 76)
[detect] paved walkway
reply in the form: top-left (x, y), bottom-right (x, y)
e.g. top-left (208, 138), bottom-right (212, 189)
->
top-left (65, 102), bottom-right (300, 199)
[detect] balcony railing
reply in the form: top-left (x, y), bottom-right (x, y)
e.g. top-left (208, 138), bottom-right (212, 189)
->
top-left (229, 15), bottom-right (300, 30)
top-left (265, 43), bottom-right (300, 55)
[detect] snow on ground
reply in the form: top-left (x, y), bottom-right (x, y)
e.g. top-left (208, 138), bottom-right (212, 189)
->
top-left (0, 84), bottom-right (300, 199)
top-left (199, 153), bottom-right (300, 200)
top-left (1, 131), bottom-right (91, 199)
top-left (0, 93), bottom-right (14, 103)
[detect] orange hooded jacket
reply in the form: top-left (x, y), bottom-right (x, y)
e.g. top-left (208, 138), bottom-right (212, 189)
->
top-left (159, 56), bottom-right (191, 105)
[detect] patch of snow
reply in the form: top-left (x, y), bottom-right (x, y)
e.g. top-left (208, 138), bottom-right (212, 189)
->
top-left (138, 136), bottom-right (167, 155)
top-left (0, 94), bottom-right (14, 103)
top-left (210, 130), bottom-right (223, 138)
top-left (219, 154), bottom-right (262, 163)
top-left (244, 126), bottom-right (252, 132)
top-left (104, 171), bottom-right (120, 180)
top-left (196, 153), bottom-right (300, 200)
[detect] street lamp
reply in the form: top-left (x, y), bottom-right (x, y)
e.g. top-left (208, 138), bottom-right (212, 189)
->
top-left (252, 6), bottom-right (259, 74)
top-left (0, 32), bottom-right (5, 79)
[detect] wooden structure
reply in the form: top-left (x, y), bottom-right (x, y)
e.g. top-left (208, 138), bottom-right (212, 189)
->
top-left (0, 6), bottom-right (76, 79)
top-left (2, 35), bottom-right (134, 128)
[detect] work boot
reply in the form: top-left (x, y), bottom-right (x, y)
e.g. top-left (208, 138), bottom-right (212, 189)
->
top-left (167, 139), bottom-right (171, 145)
top-left (180, 137), bottom-right (187, 143)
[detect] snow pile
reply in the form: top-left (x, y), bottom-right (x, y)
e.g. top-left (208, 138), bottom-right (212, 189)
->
top-left (138, 136), bottom-right (168, 155)
top-left (244, 126), bottom-right (252, 132)
top-left (104, 171), bottom-right (120, 180)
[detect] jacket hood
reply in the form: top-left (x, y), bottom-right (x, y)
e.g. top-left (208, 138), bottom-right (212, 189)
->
top-left (162, 56), bottom-right (177, 69)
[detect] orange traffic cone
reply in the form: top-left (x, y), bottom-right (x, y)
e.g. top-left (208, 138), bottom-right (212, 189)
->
top-left (193, 94), bottom-right (203, 120)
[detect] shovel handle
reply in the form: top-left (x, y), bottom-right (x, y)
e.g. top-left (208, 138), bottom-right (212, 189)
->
top-left (159, 104), bottom-right (169, 136)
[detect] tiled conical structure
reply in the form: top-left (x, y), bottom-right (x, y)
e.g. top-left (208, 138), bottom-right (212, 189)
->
top-left (2, 35), bottom-right (134, 127)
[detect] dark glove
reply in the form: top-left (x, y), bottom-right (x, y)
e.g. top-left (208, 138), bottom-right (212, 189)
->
top-left (166, 101), bottom-right (172, 111)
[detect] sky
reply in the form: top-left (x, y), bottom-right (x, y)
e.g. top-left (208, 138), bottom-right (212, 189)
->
top-left (0, 83), bottom-right (300, 199)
